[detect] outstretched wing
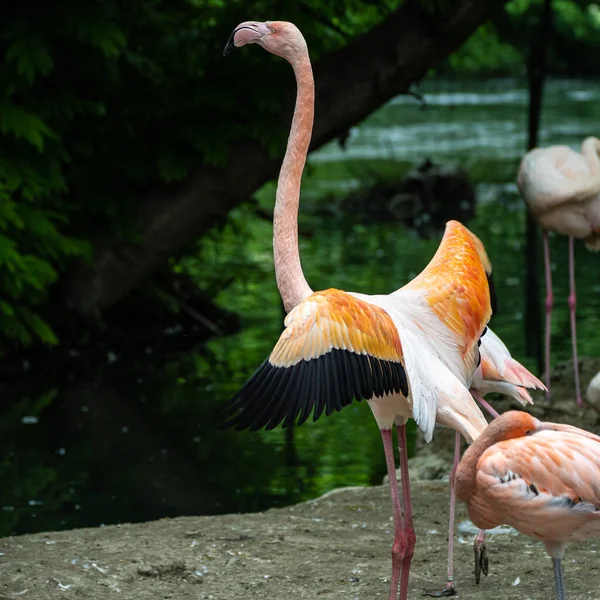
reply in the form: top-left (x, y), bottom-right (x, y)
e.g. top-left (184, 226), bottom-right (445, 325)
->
top-left (219, 289), bottom-right (408, 431)
top-left (401, 220), bottom-right (495, 368)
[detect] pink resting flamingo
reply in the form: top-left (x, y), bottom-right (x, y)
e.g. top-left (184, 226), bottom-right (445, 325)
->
top-left (221, 20), bottom-right (495, 600)
top-left (517, 136), bottom-right (600, 406)
top-left (428, 328), bottom-right (546, 596)
top-left (456, 410), bottom-right (600, 600)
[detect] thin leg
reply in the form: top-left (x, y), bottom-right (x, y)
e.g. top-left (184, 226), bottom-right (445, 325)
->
top-left (552, 558), bottom-right (566, 600)
top-left (471, 390), bottom-right (499, 419)
top-left (474, 528), bottom-right (488, 584)
top-left (470, 390), bottom-right (492, 583)
top-left (568, 236), bottom-right (583, 407)
top-left (397, 424), bottom-right (416, 600)
top-left (423, 432), bottom-right (460, 597)
top-left (543, 231), bottom-right (553, 401)
top-left (381, 429), bottom-right (403, 600)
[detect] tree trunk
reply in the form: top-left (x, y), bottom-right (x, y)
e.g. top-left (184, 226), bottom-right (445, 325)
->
top-left (524, 0), bottom-right (553, 371)
top-left (64, 0), bottom-right (510, 316)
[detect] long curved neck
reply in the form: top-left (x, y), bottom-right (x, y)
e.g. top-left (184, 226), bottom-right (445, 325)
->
top-left (455, 423), bottom-right (511, 502)
top-left (274, 51), bottom-right (314, 313)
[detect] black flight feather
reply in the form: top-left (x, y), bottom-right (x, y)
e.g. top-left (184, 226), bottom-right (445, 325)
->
top-left (218, 348), bottom-right (408, 431)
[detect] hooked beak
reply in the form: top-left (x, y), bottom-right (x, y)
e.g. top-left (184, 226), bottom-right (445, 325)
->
top-left (223, 24), bottom-right (260, 56)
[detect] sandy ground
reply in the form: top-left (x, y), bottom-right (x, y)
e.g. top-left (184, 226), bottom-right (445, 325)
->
top-left (1, 358), bottom-right (599, 600)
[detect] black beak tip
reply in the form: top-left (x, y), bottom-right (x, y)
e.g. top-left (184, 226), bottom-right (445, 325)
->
top-left (223, 30), bottom-right (236, 56)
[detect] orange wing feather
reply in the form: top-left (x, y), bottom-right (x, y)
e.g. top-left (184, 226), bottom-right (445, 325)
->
top-left (219, 289), bottom-right (408, 431)
top-left (404, 220), bottom-right (494, 357)
top-left (271, 289), bottom-right (403, 366)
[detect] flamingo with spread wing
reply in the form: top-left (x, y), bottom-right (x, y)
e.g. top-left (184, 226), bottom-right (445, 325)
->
top-left (221, 20), bottom-right (494, 600)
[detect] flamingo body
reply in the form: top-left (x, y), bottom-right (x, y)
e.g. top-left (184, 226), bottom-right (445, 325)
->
top-left (222, 20), bottom-right (496, 600)
top-left (469, 429), bottom-right (600, 542)
top-left (456, 411), bottom-right (600, 599)
top-left (518, 140), bottom-right (600, 248)
top-left (517, 137), bottom-right (600, 406)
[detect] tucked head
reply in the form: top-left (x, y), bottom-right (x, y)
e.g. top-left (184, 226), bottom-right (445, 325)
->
top-left (482, 410), bottom-right (542, 441)
top-left (223, 20), bottom-right (307, 61)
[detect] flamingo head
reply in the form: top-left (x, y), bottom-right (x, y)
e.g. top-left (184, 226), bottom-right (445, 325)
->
top-left (484, 410), bottom-right (542, 442)
top-left (223, 21), bottom-right (307, 61)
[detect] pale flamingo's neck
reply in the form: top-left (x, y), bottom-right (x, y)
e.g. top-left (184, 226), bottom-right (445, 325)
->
top-left (273, 52), bottom-right (314, 313)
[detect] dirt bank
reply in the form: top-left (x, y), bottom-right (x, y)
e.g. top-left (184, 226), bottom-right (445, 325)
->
top-left (1, 358), bottom-right (599, 600)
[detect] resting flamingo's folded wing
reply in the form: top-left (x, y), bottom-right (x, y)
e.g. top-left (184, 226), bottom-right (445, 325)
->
top-left (478, 431), bottom-right (600, 513)
top-left (218, 289), bottom-right (408, 432)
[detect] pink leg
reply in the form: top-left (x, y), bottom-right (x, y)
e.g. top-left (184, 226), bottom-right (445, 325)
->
top-left (568, 236), bottom-right (583, 407)
top-left (543, 231), bottom-right (553, 400)
top-left (424, 432), bottom-right (460, 597)
top-left (381, 429), bottom-right (404, 600)
top-left (397, 424), bottom-right (416, 600)
top-left (474, 528), bottom-right (488, 584)
top-left (471, 390), bottom-right (499, 419)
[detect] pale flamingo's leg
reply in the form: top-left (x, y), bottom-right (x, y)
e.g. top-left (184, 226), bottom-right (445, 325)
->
top-left (423, 432), bottom-right (460, 597)
top-left (397, 424), bottom-right (416, 600)
top-left (381, 428), bottom-right (403, 600)
top-left (469, 390), bottom-right (492, 581)
top-left (568, 236), bottom-right (583, 407)
top-left (543, 230), bottom-right (553, 400)
top-left (552, 558), bottom-right (566, 600)
top-left (474, 528), bottom-right (488, 584)
top-left (471, 390), bottom-right (499, 419)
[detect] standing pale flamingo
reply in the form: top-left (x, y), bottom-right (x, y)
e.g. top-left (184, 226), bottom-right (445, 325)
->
top-left (427, 328), bottom-right (547, 596)
top-left (517, 136), bottom-right (600, 406)
top-left (221, 20), bottom-right (494, 600)
top-left (456, 410), bottom-right (600, 600)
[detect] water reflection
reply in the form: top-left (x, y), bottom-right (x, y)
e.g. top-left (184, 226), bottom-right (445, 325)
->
top-left (2, 78), bottom-right (599, 537)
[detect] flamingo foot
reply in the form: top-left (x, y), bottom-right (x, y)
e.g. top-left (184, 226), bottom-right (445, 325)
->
top-left (423, 579), bottom-right (457, 597)
top-left (389, 529), bottom-right (415, 600)
top-left (474, 537), bottom-right (488, 584)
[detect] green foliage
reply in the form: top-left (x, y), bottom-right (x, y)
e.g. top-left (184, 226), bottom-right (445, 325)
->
top-left (441, 0), bottom-right (600, 76)
top-left (0, 0), bottom-right (599, 353)
top-left (447, 23), bottom-right (521, 75)
top-left (0, 0), bottom-right (406, 352)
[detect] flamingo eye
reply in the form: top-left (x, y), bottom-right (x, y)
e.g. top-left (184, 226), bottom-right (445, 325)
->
top-left (525, 430), bottom-right (533, 435)
top-left (269, 27), bottom-right (276, 33)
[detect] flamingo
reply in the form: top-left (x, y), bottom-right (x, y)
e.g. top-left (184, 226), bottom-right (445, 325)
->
top-left (427, 329), bottom-right (547, 596)
top-left (517, 136), bottom-right (600, 406)
top-left (221, 20), bottom-right (494, 600)
top-left (456, 410), bottom-right (600, 600)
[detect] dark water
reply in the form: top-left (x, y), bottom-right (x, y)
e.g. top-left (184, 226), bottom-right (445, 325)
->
top-left (3, 78), bottom-right (600, 537)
